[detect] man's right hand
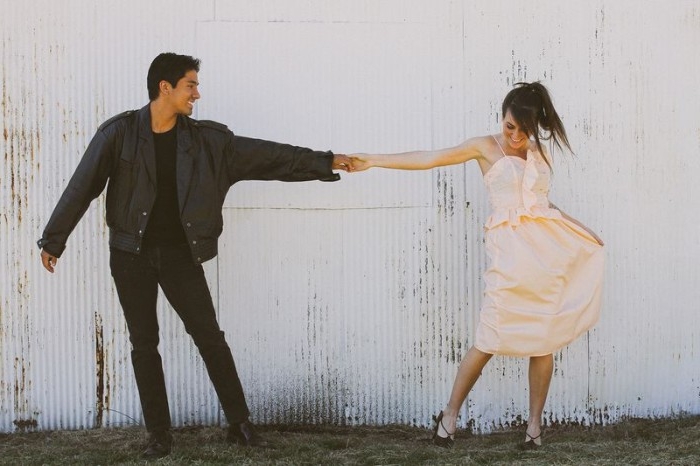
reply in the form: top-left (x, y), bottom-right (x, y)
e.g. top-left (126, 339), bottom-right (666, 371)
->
top-left (41, 249), bottom-right (57, 273)
top-left (332, 154), bottom-right (352, 172)
top-left (348, 154), bottom-right (372, 172)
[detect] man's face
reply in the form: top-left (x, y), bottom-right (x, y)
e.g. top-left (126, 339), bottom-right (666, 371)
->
top-left (163, 69), bottom-right (200, 115)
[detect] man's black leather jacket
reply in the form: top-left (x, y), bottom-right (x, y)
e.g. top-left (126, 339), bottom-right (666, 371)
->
top-left (37, 104), bottom-right (339, 264)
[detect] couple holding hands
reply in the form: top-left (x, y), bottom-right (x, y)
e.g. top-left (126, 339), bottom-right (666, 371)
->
top-left (38, 53), bottom-right (603, 458)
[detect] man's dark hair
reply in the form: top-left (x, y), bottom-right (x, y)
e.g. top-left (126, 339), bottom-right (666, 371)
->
top-left (147, 53), bottom-right (201, 101)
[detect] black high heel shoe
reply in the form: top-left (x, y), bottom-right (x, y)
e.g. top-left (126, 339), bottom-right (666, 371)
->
top-left (431, 411), bottom-right (455, 448)
top-left (521, 431), bottom-right (542, 450)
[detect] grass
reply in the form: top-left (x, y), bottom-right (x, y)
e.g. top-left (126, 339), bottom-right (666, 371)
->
top-left (0, 416), bottom-right (699, 465)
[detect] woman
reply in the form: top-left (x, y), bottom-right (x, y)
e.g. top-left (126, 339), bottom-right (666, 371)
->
top-left (349, 82), bottom-right (604, 449)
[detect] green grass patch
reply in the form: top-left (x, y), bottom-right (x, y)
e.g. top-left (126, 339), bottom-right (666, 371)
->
top-left (0, 416), bottom-right (698, 465)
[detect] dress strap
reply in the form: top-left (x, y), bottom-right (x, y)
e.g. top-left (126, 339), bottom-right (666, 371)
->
top-left (492, 135), bottom-right (506, 156)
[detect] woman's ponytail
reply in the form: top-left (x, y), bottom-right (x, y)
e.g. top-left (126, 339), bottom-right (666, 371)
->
top-left (502, 82), bottom-right (573, 169)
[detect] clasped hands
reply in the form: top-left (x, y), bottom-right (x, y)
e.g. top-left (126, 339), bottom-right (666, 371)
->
top-left (332, 154), bottom-right (370, 173)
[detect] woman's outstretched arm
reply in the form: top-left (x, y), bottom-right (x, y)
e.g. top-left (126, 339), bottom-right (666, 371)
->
top-left (349, 138), bottom-right (483, 172)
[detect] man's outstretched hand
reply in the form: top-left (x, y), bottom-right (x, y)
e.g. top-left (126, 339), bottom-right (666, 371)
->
top-left (347, 154), bottom-right (371, 172)
top-left (332, 154), bottom-right (353, 172)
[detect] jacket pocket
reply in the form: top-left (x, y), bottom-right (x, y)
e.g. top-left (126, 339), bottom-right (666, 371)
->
top-left (106, 159), bottom-right (137, 228)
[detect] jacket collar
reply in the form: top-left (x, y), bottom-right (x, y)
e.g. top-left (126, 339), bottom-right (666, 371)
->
top-left (175, 113), bottom-right (195, 214)
top-left (136, 103), bottom-right (195, 150)
top-left (135, 104), bottom-right (196, 213)
top-left (136, 105), bottom-right (157, 185)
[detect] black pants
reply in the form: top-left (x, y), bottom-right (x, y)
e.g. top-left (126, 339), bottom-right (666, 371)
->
top-left (109, 244), bottom-right (250, 433)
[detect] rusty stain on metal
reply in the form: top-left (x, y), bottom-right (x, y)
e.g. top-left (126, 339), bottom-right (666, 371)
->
top-left (13, 356), bottom-right (29, 426)
top-left (437, 170), bottom-right (457, 217)
top-left (12, 418), bottom-right (38, 431)
top-left (94, 312), bottom-right (105, 428)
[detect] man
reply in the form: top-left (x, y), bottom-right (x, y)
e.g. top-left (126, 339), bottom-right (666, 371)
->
top-left (38, 52), bottom-right (350, 459)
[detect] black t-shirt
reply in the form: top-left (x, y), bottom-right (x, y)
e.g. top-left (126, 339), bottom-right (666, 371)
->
top-left (142, 126), bottom-right (188, 248)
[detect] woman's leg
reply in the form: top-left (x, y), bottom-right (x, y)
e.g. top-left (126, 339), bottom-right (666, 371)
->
top-left (526, 353), bottom-right (554, 445)
top-left (436, 346), bottom-right (493, 438)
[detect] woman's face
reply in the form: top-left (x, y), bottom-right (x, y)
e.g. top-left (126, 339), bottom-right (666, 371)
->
top-left (502, 109), bottom-right (530, 152)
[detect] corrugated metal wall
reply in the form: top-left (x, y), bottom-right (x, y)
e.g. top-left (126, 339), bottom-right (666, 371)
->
top-left (1, 0), bottom-right (699, 433)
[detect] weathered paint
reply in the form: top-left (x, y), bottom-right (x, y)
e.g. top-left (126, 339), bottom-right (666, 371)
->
top-left (1, 0), bottom-right (699, 434)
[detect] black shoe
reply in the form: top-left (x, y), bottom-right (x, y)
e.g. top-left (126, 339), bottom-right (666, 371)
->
top-left (431, 411), bottom-right (455, 449)
top-left (142, 430), bottom-right (173, 459)
top-left (227, 420), bottom-right (263, 447)
top-left (520, 431), bottom-right (542, 450)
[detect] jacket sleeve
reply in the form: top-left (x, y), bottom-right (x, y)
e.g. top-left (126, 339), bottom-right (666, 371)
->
top-left (227, 135), bottom-right (340, 183)
top-left (37, 129), bottom-right (115, 257)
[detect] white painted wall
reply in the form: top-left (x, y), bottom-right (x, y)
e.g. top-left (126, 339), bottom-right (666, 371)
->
top-left (1, 0), bottom-right (698, 433)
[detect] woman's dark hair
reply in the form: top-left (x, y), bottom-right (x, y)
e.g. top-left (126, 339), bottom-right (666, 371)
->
top-left (502, 82), bottom-right (572, 168)
top-left (147, 53), bottom-right (201, 101)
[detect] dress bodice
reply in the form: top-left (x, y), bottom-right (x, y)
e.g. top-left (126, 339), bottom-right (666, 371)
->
top-left (483, 149), bottom-right (562, 229)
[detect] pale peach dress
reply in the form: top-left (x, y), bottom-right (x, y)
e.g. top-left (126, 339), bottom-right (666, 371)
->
top-left (474, 138), bottom-right (604, 356)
